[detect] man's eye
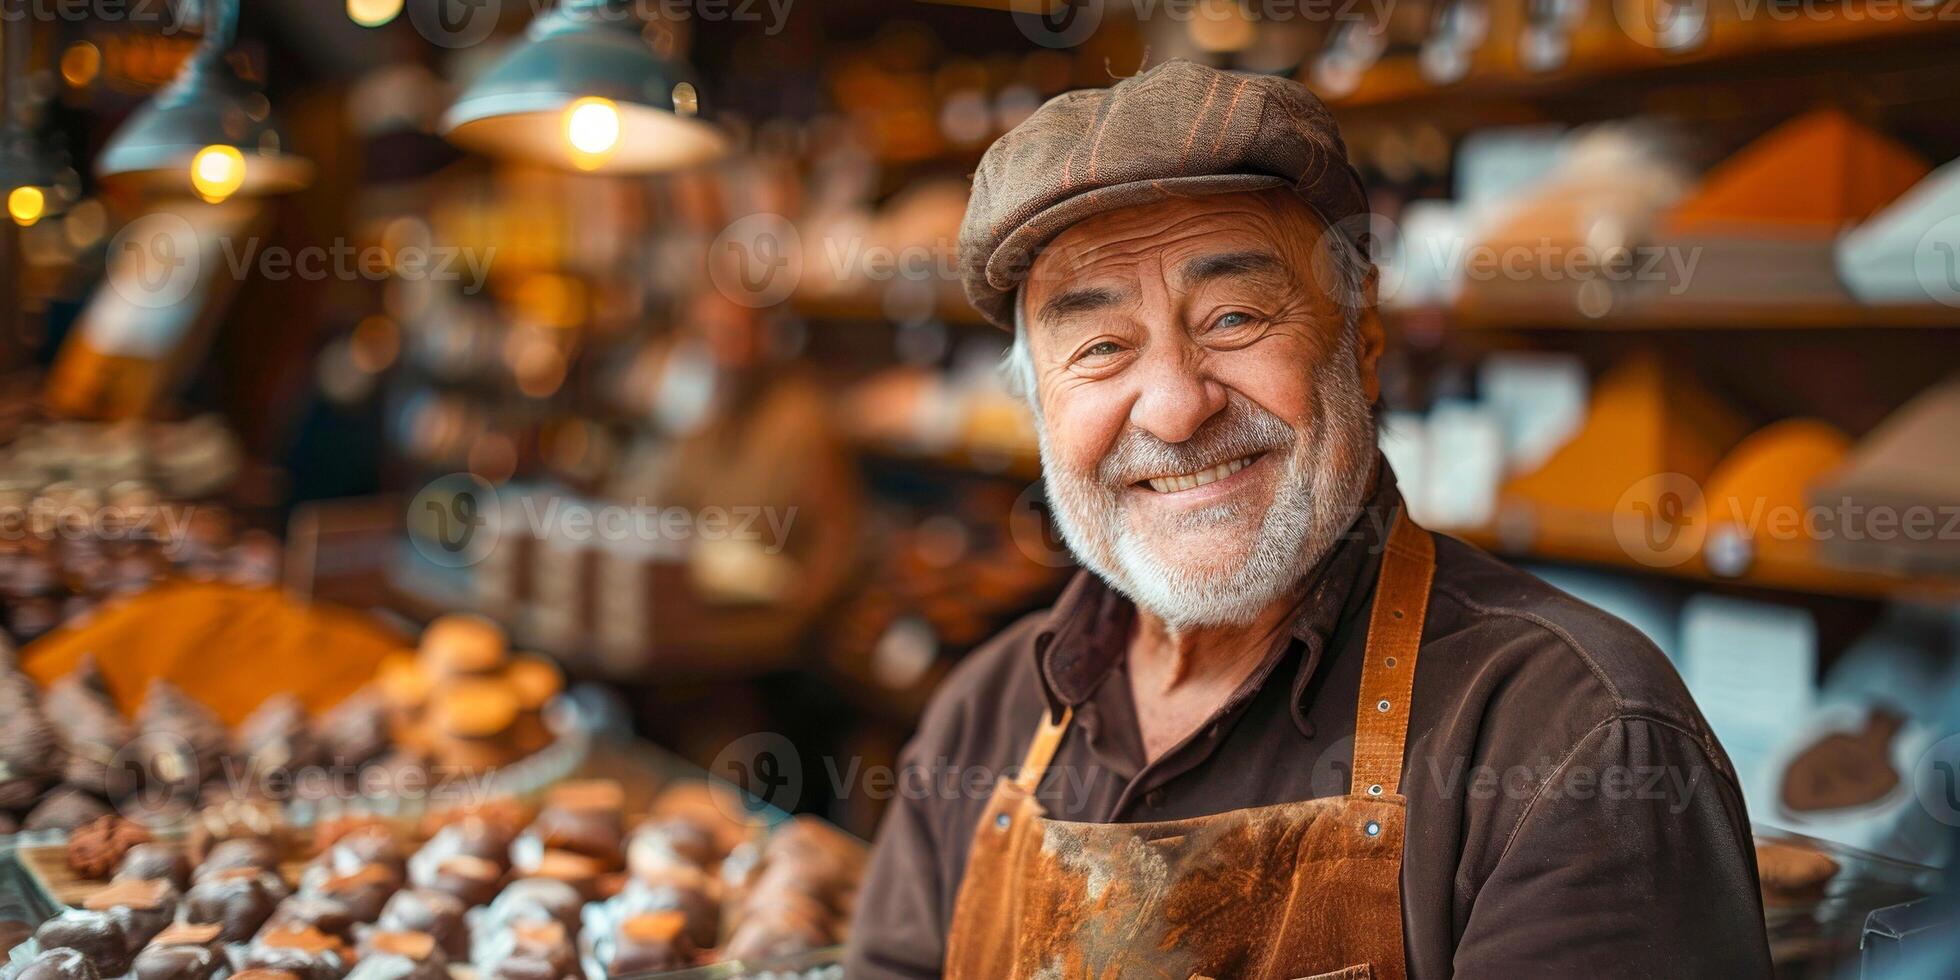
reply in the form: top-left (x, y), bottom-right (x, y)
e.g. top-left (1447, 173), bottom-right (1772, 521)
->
top-left (1214, 311), bottom-right (1253, 330)
top-left (1082, 341), bottom-right (1123, 358)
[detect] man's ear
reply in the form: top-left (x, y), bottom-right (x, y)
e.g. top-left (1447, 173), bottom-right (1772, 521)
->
top-left (1355, 265), bottom-right (1386, 404)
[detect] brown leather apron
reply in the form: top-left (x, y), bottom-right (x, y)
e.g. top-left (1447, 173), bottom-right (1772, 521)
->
top-left (944, 513), bottom-right (1436, 980)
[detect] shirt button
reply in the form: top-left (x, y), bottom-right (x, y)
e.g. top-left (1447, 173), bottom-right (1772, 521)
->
top-left (1144, 789), bottom-right (1165, 808)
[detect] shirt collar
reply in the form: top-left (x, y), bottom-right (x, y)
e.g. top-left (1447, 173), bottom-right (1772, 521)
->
top-left (1033, 456), bottom-right (1404, 732)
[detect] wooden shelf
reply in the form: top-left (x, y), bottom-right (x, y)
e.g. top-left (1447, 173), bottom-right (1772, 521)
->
top-left (1318, 9), bottom-right (1960, 118)
top-left (1450, 524), bottom-right (1960, 604)
top-left (792, 290), bottom-right (990, 327)
top-left (1396, 299), bottom-right (1960, 332)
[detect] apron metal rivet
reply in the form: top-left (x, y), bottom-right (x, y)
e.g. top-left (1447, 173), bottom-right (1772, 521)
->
top-left (1368, 784), bottom-right (1382, 796)
top-left (1365, 821), bottom-right (1381, 837)
top-left (1377, 699), bottom-right (1391, 713)
top-left (1385, 657), bottom-right (1396, 668)
top-left (995, 813), bottom-right (1011, 830)
top-left (1392, 609), bottom-right (1404, 620)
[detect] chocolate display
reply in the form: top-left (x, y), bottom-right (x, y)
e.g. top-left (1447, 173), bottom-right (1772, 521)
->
top-left (66, 815), bottom-right (155, 880)
top-left (117, 843), bottom-right (194, 890)
top-left (32, 909), bottom-right (132, 976)
top-left (479, 878), bottom-right (585, 937)
top-left (374, 889), bottom-right (470, 960)
top-left (603, 911), bottom-right (696, 975)
top-left (237, 924), bottom-right (353, 980)
top-left (15, 946), bottom-right (101, 980)
top-left (41, 655), bottom-right (132, 797)
top-left (309, 691), bottom-right (392, 770)
top-left (411, 854), bottom-right (502, 908)
top-left (193, 837), bottom-right (283, 880)
top-left (131, 942), bottom-right (224, 980)
top-left (22, 785), bottom-right (112, 832)
top-left (81, 877), bottom-right (178, 950)
top-left (265, 895), bottom-right (360, 941)
top-left (234, 694), bottom-right (322, 775)
top-left (0, 664), bottom-right (61, 810)
top-left (136, 680), bottom-right (231, 793)
top-left (181, 868), bottom-right (283, 942)
top-left (305, 863), bottom-right (402, 922)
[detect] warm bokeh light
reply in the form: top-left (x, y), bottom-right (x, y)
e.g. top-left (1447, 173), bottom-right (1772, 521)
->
top-left (346, 0), bottom-right (403, 28)
top-left (190, 144), bottom-right (247, 202)
top-left (564, 97), bottom-right (621, 170)
top-left (60, 42), bottom-right (102, 88)
top-left (8, 186), bottom-right (45, 227)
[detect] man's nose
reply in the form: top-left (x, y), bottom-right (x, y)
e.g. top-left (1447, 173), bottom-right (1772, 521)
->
top-left (1128, 342), bottom-right (1226, 445)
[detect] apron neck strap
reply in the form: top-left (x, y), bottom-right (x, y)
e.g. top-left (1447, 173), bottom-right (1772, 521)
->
top-left (1349, 509), bottom-right (1436, 799)
top-left (1014, 707), bottom-right (1073, 794)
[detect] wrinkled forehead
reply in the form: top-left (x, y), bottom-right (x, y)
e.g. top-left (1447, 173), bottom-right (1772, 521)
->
top-left (1020, 191), bottom-right (1331, 310)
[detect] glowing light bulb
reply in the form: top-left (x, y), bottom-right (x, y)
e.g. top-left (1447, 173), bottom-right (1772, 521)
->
top-left (564, 97), bottom-right (621, 170)
top-left (191, 145), bottom-right (246, 202)
top-left (346, 0), bottom-right (403, 27)
top-left (8, 186), bottom-right (44, 226)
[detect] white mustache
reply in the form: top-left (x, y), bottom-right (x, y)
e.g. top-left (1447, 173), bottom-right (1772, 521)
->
top-left (1096, 398), bottom-right (1297, 488)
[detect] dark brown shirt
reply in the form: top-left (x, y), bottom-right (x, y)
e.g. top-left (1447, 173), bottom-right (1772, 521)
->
top-left (847, 464), bottom-right (1773, 978)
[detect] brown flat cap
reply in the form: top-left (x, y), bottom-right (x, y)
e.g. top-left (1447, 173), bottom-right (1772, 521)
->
top-left (958, 59), bottom-right (1368, 330)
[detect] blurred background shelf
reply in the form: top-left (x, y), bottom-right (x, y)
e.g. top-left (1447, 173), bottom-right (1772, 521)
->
top-left (1393, 300), bottom-right (1960, 332)
top-left (1451, 524), bottom-right (1960, 605)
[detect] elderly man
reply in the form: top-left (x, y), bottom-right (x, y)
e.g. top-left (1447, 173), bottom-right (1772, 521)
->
top-left (847, 61), bottom-right (1770, 979)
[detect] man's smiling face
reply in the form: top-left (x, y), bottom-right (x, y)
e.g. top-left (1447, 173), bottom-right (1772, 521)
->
top-left (1020, 189), bottom-right (1385, 629)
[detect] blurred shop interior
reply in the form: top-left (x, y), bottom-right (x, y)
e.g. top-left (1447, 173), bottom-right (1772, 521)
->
top-left (1, 0), bottom-right (1959, 974)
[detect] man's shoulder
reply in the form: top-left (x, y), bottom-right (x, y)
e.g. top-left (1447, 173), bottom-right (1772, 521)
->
top-left (1422, 533), bottom-right (1724, 759)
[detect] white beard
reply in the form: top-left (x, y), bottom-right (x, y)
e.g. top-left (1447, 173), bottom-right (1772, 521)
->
top-left (1038, 335), bottom-right (1376, 631)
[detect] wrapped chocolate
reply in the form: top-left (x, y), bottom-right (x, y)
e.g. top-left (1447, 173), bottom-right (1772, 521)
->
top-left (15, 947), bottom-right (101, 980)
top-left (33, 909), bottom-right (133, 976)
top-left (373, 889), bottom-right (470, 960)
top-left (42, 655), bottom-right (132, 796)
top-left (136, 681), bottom-right (229, 795)
top-left (23, 785), bottom-right (111, 832)
top-left (117, 842), bottom-right (194, 890)
top-left (0, 666), bottom-right (62, 809)
top-left (311, 689), bottom-right (392, 770)
top-left (234, 695), bottom-right (321, 776)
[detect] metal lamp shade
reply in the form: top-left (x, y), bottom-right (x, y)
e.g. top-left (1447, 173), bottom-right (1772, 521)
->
top-left (440, 9), bottom-right (724, 174)
top-left (95, 64), bottom-right (313, 196)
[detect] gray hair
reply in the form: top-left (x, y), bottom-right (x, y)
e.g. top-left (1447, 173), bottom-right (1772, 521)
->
top-left (1000, 222), bottom-right (1373, 418)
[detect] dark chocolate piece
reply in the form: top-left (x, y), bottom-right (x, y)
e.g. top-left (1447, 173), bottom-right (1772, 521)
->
top-left (16, 947), bottom-right (101, 980)
top-left (193, 836), bottom-right (282, 880)
top-left (82, 877), bottom-right (179, 950)
top-left (41, 655), bottom-right (131, 796)
top-left (234, 695), bottom-right (321, 776)
top-left (266, 895), bottom-right (359, 941)
top-left (181, 868), bottom-right (282, 943)
top-left (373, 889), bottom-right (468, 960)
top-left (237, 924), bottom-right (351, 980)
top-left (116, 843), bottom-right (193, 891)
top-left (22, 785), bottom-right (111, 832)
top-left (483, 877), bottom-right (584, 937)
top-left (33, 908), bottom-right (132, 976)
top-left (132, 943), bottom-right (223, 980)
top-left (605, 911), bottom-right (695, 975)
top-left (0, 668), bottom-right (62, 810)
top-left (409, 854), bottom-right (500, 908)
top-left (136, 681), bottom-right (229, 797)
